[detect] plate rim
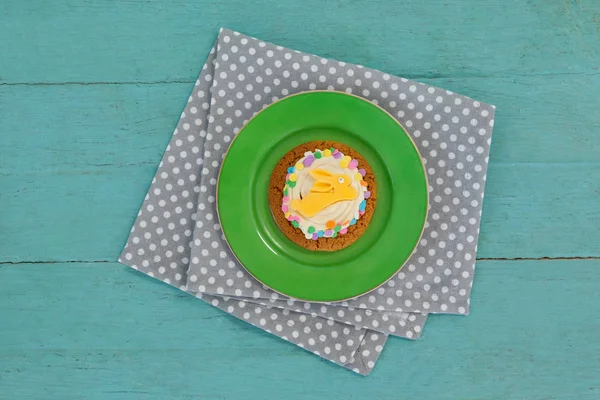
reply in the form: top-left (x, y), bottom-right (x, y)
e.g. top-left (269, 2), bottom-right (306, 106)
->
top-left (216, 90), bottom-right (429, 302)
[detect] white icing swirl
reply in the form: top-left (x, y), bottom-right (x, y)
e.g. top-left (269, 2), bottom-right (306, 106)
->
top-left (282, 149), bottom-right (369, 239)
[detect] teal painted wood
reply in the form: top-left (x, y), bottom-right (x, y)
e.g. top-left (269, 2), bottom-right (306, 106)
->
top-left (1, 76), bottom-right (599, 261)
top-left (2, 74), bottom-right (600, 172)
top-left (1, 0), bottom-right (598, 84)
top-left (3, 162), bottom-right (600, 262)
top-left (1, 0), bottom-right (600, 398)
top-left (1, 261), bottom-right (599, 399)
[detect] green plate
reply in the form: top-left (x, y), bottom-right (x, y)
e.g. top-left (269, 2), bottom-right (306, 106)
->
top-left (217, 91), bottom-right (428, 302)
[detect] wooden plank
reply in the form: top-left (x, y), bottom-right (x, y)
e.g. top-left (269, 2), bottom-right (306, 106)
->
top-left (0, 83), bottom-right (189, 173)
top-left (1, 75), bottom-right (599, 261)
top-left (2, 74), bottom-right (599, 172)
top-left (1, 260), bottom-right (599, 399)
top-left (2, 162), bottom-right (599, 262)
top-left (1, 0), bottom-right (599, 84)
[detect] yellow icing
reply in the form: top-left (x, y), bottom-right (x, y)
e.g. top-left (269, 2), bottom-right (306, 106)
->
top-left (289, 173), bottom-right (298, 182)
top-left (295, 162), bottom-right (304, 170)
top-left (289, 169), bottom-right (358, 217)
top-left (339, 160), bottom-right (349, 168)
top-left (323, 149), bottom-right (332, 157)
top-left (354, 172), bottom-right (363, 181)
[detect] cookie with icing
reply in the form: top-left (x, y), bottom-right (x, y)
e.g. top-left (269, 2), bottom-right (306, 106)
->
top-left (268, 141), bottom-right (377, 252)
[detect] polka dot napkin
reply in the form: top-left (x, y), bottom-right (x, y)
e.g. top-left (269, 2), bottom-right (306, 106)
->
top-left (119, 28), bottom-right (495, 375)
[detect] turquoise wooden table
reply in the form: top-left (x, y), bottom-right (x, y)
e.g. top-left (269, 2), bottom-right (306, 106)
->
top-left (1, 1), bottom-right (599, 398)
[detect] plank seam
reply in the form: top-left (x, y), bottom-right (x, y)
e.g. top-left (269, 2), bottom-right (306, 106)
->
top-left (1, 256), bottom-right (599, 265)
top-left (1, 71), bottom-right (599, 87)
top-left (0, 81), bottom-right (196, 86)
top-left (478, 256), bottom-right (600, 261)
top-left (0, 260), bottom-right (113, 265)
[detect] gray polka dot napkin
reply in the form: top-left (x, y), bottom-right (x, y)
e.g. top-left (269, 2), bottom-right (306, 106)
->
top-left (119, 33), bottom-right (387, 375)
top-left (187, 29), bottom-right (494, 314)
top-left (119, 28), bottom-right (495, 375)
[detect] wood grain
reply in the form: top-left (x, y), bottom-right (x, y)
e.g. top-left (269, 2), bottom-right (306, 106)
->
top-left (1, 0), bottom-right (600, 398)
top-left (1, 261), bottom-right (599, 399)
top-left (0, 0), bottom-right (598, 84)
top-left (1, 75), bottom-right (599, 261)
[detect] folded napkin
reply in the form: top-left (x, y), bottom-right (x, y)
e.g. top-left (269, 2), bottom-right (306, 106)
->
top-left (120, 28), bottom-right (495, 374)
top-left (187, 29), bottom-right (494, 315)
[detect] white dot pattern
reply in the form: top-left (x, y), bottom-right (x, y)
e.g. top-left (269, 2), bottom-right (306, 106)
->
top-left (189, 32), bottom-right (427, 339)
top-left (119, 33), bottom-right (390, 375)
top-left (242, 297), bottom-right (427, 339)
top-left (187, 29), bottom-right (495, 317)
top-left (196, 292), bottom-right (373, 369)
top-left (119, 28), bottom-right (496, 375)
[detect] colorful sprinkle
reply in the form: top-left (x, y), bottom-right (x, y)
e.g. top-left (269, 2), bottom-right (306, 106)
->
top-left (281, 148), bottom-right (372, 240)
top-left (303, 155), bottom-right (315, 167)
top-left (359, 200), bottom-right (367, 211)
